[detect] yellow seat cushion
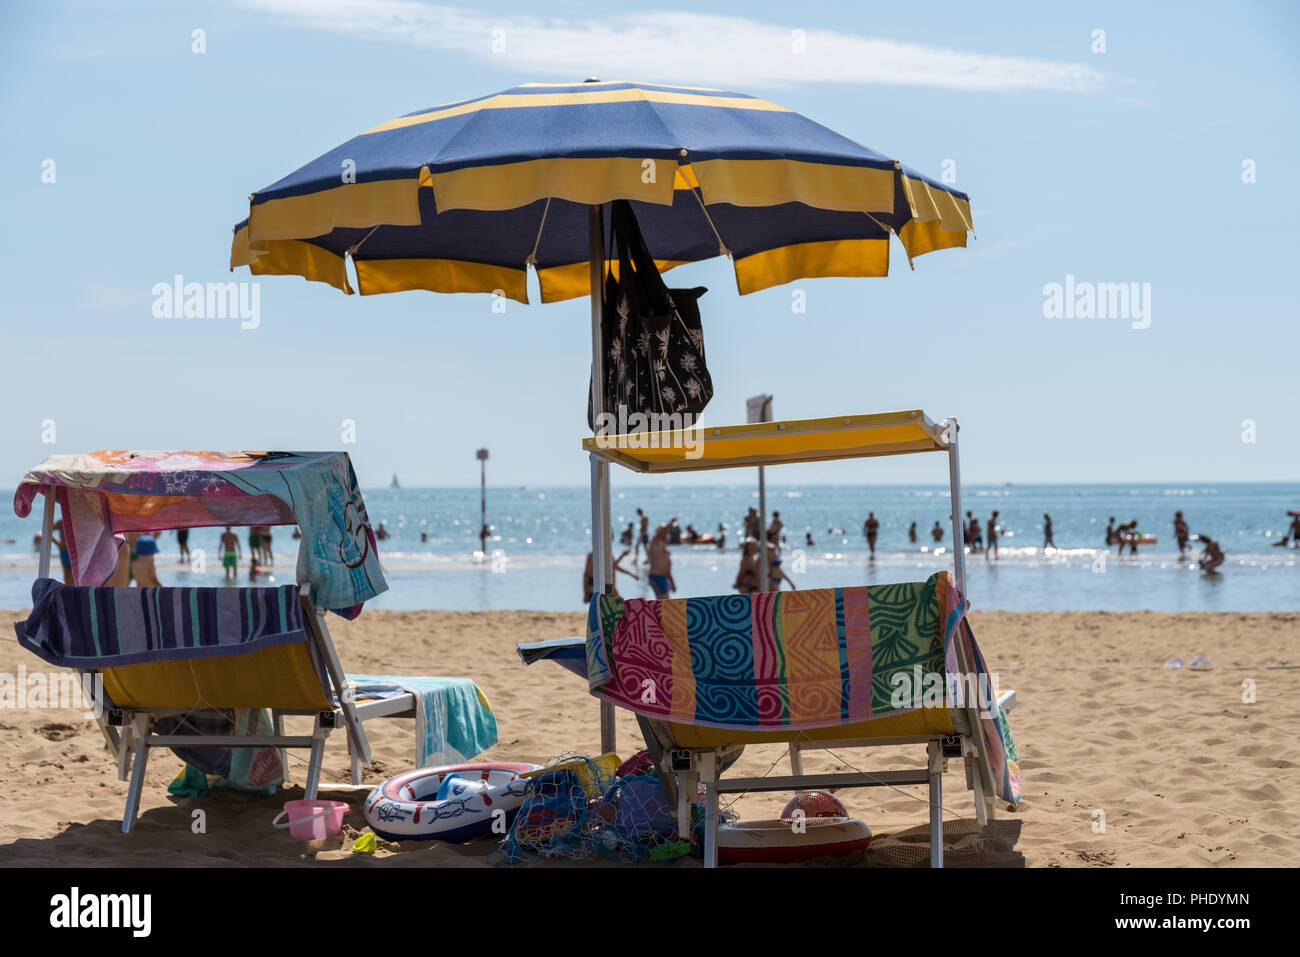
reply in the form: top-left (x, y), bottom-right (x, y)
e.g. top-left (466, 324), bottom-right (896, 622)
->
top-left (666, 706), bottom-right (956, 748)
top-left (101, 642), bottom-right (331, 711)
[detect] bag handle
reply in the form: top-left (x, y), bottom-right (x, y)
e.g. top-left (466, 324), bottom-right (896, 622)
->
top-left (610, 202), bottom-right (673, 315)
top-left (272, 806), bottom-right (331, 830)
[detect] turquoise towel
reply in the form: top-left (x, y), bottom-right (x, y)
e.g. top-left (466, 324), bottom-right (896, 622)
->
top-left (346, 674), bottom-right (498, 767)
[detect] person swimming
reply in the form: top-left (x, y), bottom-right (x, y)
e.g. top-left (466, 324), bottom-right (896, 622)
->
top-left (1198, 534), bottom-right (1225, 573)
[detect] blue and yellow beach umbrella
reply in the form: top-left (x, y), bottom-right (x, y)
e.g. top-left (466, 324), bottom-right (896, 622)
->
top-left (229, 80), bottom-right (973, 304)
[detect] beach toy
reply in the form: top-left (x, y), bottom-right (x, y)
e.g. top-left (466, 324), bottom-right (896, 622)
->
top-left (717, 818), bottom-right (872, 864)
top-left (521, 751), bottom-right (620, 798)
top-left (781, 790), bottom-right (848, 821)
top-left (648, 840), bottom-right (693, 861)
top-left (513, 768), bottom-right (590, 844)
top-left (435, 773), bottom-right (493, 802)
top-left (1163, 657), bottom-right (1185, 669)
top-left (274, 799), bottom-right (349, 841)
top-left (598, 775), bottom-right (675, 836)
top-left (616, 749), bottom-right (656, 779)
top-left (363, 762), bottom-right (539, 843)
top-left (352, 832), bottom-right (376, 854)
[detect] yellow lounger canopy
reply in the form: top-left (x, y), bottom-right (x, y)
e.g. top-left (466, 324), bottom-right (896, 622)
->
top-left (581, 409), bottom-right (949, 473)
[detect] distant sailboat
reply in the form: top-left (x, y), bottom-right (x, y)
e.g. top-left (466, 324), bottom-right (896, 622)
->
top-left (390, 472), bottom-right (400, 490)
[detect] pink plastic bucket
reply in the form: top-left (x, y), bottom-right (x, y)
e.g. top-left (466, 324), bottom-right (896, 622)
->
top-left (273, 800), bottom-right (349, 840)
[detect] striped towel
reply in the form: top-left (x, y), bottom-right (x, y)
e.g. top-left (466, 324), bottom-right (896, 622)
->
top-left (588, 571), bottom-right (1020, 804)
top-left (14, 578), bottom-right (309, 669)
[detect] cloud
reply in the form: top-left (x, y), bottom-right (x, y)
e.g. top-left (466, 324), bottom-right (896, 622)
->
top-left (237, 0), bottom-right (1109, 94)
top-left (82, 281), bottom-right (144, 314)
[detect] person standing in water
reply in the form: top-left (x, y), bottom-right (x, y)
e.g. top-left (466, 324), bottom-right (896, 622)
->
top-left (1042, 513), bottom-right (1055, 551)
top-left (734, 539), bottom-right (760, 594)
top-left (51, 519), bottom-right (73, 584)
top-left (635, 508), bottom-right (650, 563)
top-left (908, 522), bottom-right (917, 543)
top-left (1174, 511), bottom-right (1190, 557)
top-left (864, 511), bottom-right (880, 556)
top-left (986, 511), bottom-right (999, 561)
top-left (931, 521), bottom-right (944, 543)
top-left (968, 515), bottom-right (983, 552)
top-left (584, 544), bottom-right (638, 603)
top-left (767, 541), bottom-right (798, 591)
top-left (219, 526), bottom-right (241, 582)
top-left (176, 528), bottom-right (190, 565)
top-left (131, 532), bottom-right (162, 587)
top-left (646, 525), bottom-right (675, 599)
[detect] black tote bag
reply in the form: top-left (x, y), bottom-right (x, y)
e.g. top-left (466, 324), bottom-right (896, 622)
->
top-left (587, 201), bottom-right (712, 431)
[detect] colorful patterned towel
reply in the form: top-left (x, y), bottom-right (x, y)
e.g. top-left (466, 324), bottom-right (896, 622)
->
top-left (587, 571), bottom-right (1020, 804)
top-left (345, 674), bottom-right (499, 768)
top-left (14, 578), bottom-right (310, 669)
top-left (12, 450), bottom-right (386, 615)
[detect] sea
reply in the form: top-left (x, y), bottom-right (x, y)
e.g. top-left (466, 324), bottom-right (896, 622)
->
top-left (1, 483), bottom-right (1296, 613)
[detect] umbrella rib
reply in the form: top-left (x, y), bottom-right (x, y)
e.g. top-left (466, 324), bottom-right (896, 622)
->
top-left (347, 225), bottom-right (380, 258)
top-left (526, 197), bottom-right (551, 266)
top-left (689, 186), bottom-right (731, 259)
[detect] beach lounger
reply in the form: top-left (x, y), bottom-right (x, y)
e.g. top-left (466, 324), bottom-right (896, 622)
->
top-left (521, 571), bottom-right (1019, 868)
top-left (12, 450), bottom-right (499, 834)
top-left (14, 577), bottom-right (498, 833)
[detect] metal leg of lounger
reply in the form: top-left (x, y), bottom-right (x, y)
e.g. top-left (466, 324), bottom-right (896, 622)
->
top-left (789, 742), bottom-right (804, 776)
top-left (272, 711), bottom-right (289, 787)
top-left (927, 741), bottom-right (943, 868)
top-left (677, 767), bottom-right (697, 842)
top-left (122, 715), bottom-right (151, 834)
top-left (304, 715), bottom-right (328, 800)
top-left (349, 733), bottom-right (362, 785)
top-left (699, 752), bottom-right (719, 869)
top-left (966, 747), bottom-right (988, 828)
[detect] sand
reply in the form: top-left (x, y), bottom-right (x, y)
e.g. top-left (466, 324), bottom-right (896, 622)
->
top-left (0, 608), bottom-right (1296, 868)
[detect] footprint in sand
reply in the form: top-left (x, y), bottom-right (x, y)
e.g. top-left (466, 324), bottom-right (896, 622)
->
top-left (36, 723), bottom-right (79, 742)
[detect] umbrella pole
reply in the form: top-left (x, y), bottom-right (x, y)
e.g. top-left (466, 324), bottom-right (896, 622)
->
top-left (588, 202), bottom-right (617, 755)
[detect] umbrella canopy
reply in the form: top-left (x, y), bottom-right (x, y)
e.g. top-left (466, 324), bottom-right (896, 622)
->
top-left (230, 80), bottom-right (973, 303)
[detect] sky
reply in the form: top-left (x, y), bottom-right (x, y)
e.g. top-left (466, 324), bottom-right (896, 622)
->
top-left (1, 0), bottom-right (1297, 490)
